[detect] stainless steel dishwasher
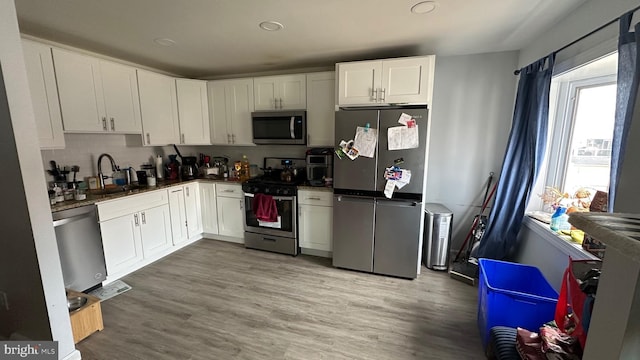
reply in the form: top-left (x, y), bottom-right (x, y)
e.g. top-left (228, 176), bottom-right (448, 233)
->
top-left (52, 205), bottom-right (107, 292)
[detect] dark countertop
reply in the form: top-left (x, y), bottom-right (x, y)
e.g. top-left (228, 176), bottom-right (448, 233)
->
top-left (50, 177), bottom-right (241, 213)
top-left (50, 177), bottom-right (333, 212)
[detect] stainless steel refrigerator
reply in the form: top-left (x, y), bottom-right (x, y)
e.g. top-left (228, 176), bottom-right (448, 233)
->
top-left (332, 106), bottom-right (428, 279)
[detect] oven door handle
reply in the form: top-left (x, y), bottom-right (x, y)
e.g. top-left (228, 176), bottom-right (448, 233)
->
top-left (244, 192), bottom-right (295, 201)
top-left (290, 116), bottom-right (295, 139)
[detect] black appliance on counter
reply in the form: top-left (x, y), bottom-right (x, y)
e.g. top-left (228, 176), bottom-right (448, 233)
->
top-left (241, 157), bottom-right (306, 256)
top-left (306, 148), bottom-right (333, 186)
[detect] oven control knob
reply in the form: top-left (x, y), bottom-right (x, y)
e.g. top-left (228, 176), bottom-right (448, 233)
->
top-left (275, 188), bottom-right (281, 195)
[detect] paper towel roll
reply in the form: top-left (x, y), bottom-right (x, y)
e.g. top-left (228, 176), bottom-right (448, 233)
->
top-left (155, 155), bottom-right (164, 179)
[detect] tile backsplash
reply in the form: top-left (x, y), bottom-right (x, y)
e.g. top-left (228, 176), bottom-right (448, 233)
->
top-left (41, 133), bottom-right (312, 183)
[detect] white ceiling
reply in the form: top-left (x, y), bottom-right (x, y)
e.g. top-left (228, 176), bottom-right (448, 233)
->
top-left (15, 0), bottom-right (587, 78)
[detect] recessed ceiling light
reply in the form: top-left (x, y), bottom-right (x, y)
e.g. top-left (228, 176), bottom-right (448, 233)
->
top-left (154, 38), bottom-right (176, 47)
top-left (259, 21), bottom-right (284, 31)
top-left (410, 1), bottom-right (437, 14)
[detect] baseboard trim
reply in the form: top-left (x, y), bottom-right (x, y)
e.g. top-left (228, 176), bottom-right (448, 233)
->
top-left (63, 349), bottom-right (82, 360)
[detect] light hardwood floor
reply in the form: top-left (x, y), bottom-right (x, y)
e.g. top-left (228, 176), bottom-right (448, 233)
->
top-left (77, 239), bottom-right (485, 359)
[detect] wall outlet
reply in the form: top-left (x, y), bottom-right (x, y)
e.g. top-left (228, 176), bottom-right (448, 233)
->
top-left (0, 291), bottom-right (9, 311)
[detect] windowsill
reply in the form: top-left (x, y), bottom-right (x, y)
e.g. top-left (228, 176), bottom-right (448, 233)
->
top-left (522, 215), bottom-right (600, 260)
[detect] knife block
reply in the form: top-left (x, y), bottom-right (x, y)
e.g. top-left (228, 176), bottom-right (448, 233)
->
top-left (67, 290), bottom-right (104, 343)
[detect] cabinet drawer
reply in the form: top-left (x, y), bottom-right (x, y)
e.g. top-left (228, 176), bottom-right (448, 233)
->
top-left (97, 189), bottom-right (168, 221)
top-left (298, 189), bottom-right (333, 206)
top-left (216, 183), bottom-right (243, 198)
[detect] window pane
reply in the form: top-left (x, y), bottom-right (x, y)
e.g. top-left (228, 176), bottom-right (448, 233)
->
top-left (565, 84), bottom-right (616, 194)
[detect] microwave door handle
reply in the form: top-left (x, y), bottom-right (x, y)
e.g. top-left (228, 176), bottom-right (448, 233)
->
top-left (290, 116), bottom-right (295, 139)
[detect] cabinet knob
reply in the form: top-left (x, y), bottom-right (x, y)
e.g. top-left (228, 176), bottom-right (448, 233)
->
top-left (380, 88), bottom-right (386, 102)
top-left (146, 133), bottom-right (151, 144)
top-left (371, 88), bottom-right (378, 102)
top-left (134, 213), bottom-right (139, 226)
top-left (181, 133), bottom-right (185, 144)
top-left (232, 134), bottom-right (236, 144)
top-left (141, 212), bottom-right (146, 225)
top-left (227, 134), bottom-right (231, 144)
top-left (110, 117), bottom-right (115, 131)
top-left (278, 98), bottom-right (283, 109)
top-left (102, 117), bottom-right (108, 131)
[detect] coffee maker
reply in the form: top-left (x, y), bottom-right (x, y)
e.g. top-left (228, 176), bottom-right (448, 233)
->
top-left (180, 156), bottom-right (198, 180)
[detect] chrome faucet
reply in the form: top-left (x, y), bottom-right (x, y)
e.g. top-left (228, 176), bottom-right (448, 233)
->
top-left (97, 153), bottom-right (118, 189)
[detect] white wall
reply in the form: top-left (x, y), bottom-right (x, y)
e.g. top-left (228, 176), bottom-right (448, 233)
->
top-left (426, 51), bottom-right (518, 251)
top-left (518, 0), bottom-right (639, 67)
top-left (0, 0), bottom-right (78, 359)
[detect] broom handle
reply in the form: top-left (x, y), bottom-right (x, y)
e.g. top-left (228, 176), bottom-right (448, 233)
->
top-left (453, 176), bottom-right (498, 262)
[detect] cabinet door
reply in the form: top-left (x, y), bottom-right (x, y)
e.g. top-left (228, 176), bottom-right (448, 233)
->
top-left (299, 204), bottom-right (333, 252)
top-left (216, 196), bottom-right (245, 238)
top-left (306, 72), bottom-right (335, 146)
top-left (381, 56), bottom-right (434, 105)
top-left (168, 187), bottom-right (188, 245)
top-left (140, 204), bottom-right (173, 257)
top-left (52, 48), bottom-right (106, 132)
top-left (184, 182), bottom-right (202, 238)
top-left (254, 75), bottom-right (306, 110)
top-left (253, 77), bottom-right (278, 110)
top-left (100, 214), bottom-right (143, 276)
top-left (200, 183), bottom-right (219, 235)
top-left (138, 70), bottom-right (180, 145)
top-left (336, 60), bottom-right (381, 106)
top-left (100, 60), bottom-right (142, 133)
top-left (22, 40), bottom-right (65, 149)
top-left (278, 74), bottom-right (306, 109)
top-left (208, 80), bottom-right (231, 145)
top-left (176, 79), bottom-right (210, 145)
top-left (228, 79), bottom-right (255, 145)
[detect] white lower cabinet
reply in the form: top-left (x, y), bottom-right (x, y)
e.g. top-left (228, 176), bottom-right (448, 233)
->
top-left (100, 212), bottom-right (143, 276)
top-left (184, 183), bottom-right (202, 238)
top-left (168, 187), bottom-right (188, 244)
top-left (298, 189), bottom-right (333, 256)
top-left (98, 189), bottom-right (173, 281)
top-left (99, 203), bottom-right (171, 279)
top-left (169, 183), bottom-right (203, 245)
top-left (216, 183), bottom-right (245, 240)
top-left (139, 205), bottom-right (173, 257)
top-left (200, 182), bottom-right (219, 235)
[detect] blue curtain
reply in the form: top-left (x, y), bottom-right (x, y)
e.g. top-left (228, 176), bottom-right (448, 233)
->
top-left (609, 12), bottom-right (639, 211)
top-left (476, 54), bottom-right (555, 260)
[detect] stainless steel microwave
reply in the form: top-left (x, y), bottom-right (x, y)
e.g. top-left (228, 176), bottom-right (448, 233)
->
top-left (251, 110), bottom-right (306, 145)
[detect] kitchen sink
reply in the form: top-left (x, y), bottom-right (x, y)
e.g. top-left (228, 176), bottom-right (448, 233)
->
top-left (90, 184), bottom-right (141, 195)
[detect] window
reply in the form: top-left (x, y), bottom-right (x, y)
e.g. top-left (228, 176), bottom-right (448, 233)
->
top-left (530, 52), bottom-right (618, 212)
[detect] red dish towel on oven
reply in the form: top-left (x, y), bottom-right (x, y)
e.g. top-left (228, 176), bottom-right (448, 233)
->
top-left (252, 193), bottom-right (278, 222)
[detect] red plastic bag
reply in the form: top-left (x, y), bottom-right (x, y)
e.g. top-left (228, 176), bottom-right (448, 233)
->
top-left (554, 258), bottom-right (601, 349)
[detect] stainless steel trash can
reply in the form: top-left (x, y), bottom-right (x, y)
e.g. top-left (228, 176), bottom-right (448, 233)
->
top-left (423, 203), bottom-right (453, 270)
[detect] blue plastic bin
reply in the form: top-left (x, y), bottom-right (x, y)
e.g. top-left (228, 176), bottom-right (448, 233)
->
top-left (477, 259), bottom-right (558, 349)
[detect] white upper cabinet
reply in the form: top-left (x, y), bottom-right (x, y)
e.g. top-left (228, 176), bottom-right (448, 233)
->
top-left (306, 72), bottom-right (335, 147)
top-left (51, 48), bottom-right (141, 133)
top-left (22, 39), bottom-right (65, 149)
top-left (208, 79), bottom-right (254, 146)
top-left (99, 60), bottom-right (142, 133)
top-left (176, 79), bottom-right (210, 145)
top-left (254, 74), bottom-right (306, 110)
top-left (138, 70), bottom-right (180, 146)
top-left (336, 56), bottom-right (435, 106)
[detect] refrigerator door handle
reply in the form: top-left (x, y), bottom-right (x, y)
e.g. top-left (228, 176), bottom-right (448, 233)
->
top-left (336, 195), bottom-right (374, 203)
top-left (375, 199), bottom-right (421, 207)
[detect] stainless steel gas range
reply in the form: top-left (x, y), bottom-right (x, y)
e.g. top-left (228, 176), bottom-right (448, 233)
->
top-left (241, 158), bottom-right (306, 256)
